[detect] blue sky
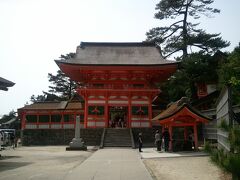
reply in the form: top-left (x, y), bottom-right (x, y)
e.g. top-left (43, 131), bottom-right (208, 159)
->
top-left (0, 0), bottom-right (239, 116)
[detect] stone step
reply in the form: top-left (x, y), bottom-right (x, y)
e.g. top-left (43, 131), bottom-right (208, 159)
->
top-left (104, 140), bottom-right (132, 143)
top-left (103, 144), bottom-right (132, 147)
top-left (103, 128), bottom-right (133, 147)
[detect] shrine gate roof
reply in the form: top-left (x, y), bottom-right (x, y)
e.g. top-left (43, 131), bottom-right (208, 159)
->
top-left (55, 42), bottom-right (178, 66)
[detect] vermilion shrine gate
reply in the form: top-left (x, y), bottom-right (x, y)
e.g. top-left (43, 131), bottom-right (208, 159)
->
top-left (55, 42), bottom-right (178, 129)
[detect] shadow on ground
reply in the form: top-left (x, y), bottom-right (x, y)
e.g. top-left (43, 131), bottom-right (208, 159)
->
top-left (0, 161), bottom-right (32, 172)
top-left (0, 156), bottom-right (22, 160)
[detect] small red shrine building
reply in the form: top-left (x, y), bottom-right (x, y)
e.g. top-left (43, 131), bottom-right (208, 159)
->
top-left (152, 98), bottom-right (211, 150)
top-left (54, 42), bottom-right (178, 129)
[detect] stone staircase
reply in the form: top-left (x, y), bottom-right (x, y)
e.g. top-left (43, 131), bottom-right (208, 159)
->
top-left (103, 128), bottom-right (134, 148)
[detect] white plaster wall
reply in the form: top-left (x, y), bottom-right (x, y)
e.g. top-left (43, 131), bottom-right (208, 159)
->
top-left (63, 124), bottom-right (74, 129)
top-left (25, 124), bottom-right (37, 129)
top-left (38, 124), bottom-right (49, 129)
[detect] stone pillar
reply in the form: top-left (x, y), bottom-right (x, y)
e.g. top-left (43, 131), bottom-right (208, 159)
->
top-left (75, 115), bottom-right (80, 139)
top-left (66, 116), bottom-right (87, 151)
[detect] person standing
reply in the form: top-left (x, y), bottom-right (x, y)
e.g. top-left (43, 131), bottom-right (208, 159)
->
top-left (0, 131), bottom-right (3, 150)
top-left (119, 118), bottom-right (124, 128)
top-left (155, 130), bottom-right (161, 151)
top-left (10, 133), bottom-right (15, 149)
top-left (162, 128), bottom-right (170, 152)
top-left (138, 132), bottom-right (143, 152)
top-left (189, 131), bottom-right (195, 150)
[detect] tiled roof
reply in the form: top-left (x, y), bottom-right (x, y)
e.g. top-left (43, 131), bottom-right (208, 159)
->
top-left (152, 99), bottom-right (185, 121)
top-left (21, 101), bottom-right (68, 110)
top-left (0, 77), bottom-right (15, 91)
top-left (19, 100), bottom-right (85, 111)
top-left (0, 77), bottom-right (15, 86)
top-left (56, 42), bottom-right (178, 65)
top-left (152, 97), bottom-right (211, 121)
top-left (2, 117), bottom-right (18, 125)
top-left (65, 102), bottom-right (83, 110)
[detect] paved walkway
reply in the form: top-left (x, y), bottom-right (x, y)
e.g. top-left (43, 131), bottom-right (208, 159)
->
top-left (140, 148), bottom-right (208, 159)
top-left (65, 148), bottom-right (153, 180)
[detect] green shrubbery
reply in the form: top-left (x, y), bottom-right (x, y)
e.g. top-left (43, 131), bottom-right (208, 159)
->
top-left (205, 126), bottom-right (240, 180)
top-left (228, 153), bottom-right (240, 178)
top-left (229, 127), bottom-right (240, 152)
top-left (219, 118), bottom-right (230, 131)
top-left (204, 141), bottom-right (212, 153)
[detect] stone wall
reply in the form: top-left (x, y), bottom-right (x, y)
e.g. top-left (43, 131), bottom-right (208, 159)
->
top-left (22, 128), bottom-right (161, 147)
top-left (22, 129), bottom-right (103, 146)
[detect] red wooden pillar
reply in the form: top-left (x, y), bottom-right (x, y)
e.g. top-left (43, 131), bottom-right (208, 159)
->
top-left (22, 111), bottom-right (26, 130)
top-left (161, 125), bottom-right (164, 134)
top-left (84, 95), bottom-right (88, 128)
top-left (128, 94), bottom-right (132, 128)
top-left (61, 112), bottom-right (64, 129)
top-left (193, 123), bottom-right (198, 150)
top-left (104, 94), bottom-right (109, 128)
top-left (49, 112), bottom-right (52, 129)
top-left (184, 127), bottom-right (188, 141)
top-left (169, 125), bottom-right (173, 151)
top-left (148, 95), bottom-right (153, 128)
top-left (37, 112), bottom-right (39, 129)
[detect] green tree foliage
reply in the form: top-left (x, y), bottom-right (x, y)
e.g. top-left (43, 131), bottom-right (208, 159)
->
top-left (30, 93), bottom-right (62, 102)
top-left (43, 70), bottom-right (77, 100)
top-left (218, 43), bottom-right (240, 87)
top-left (218, 43), bottom-right (240, 104)
top-left (59, 52), bottom-right (76, 60)
top-left (161, 52), bottom-right (219, 101)
top-left (146, 0), bottom-right (229, 58)
top-left (0, 110), bottom-right (16, 124)
top-left (30, 53), bottom-right (77, 102)
top-left (30, 94), bottom-right (47, 103)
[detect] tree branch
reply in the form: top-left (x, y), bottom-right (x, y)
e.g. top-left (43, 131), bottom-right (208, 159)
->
top-left (162, 27), bottom-right (182, 41)
top-left (191, 44), bottom-right (209, 52)
top-left (172, 0), bottom-right (185, 14)
top-left (160, 20), bottom-right (183, 37)
top-left (164, 48), bottom-right (182, 58)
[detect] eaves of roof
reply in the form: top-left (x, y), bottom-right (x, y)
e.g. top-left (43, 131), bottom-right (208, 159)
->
top-left (153, 103), bottom-right (212, 122)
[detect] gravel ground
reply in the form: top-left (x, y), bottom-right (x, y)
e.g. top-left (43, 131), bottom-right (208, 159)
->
top-left (0, 146), bottom-right (94, 180)
top-left (143, 156), bottom-right (231, 180)
top-left (0, 146), bottom-right (232, 180)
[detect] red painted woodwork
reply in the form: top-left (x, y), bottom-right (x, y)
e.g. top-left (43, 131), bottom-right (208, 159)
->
top-left (197, 83), bottom-right (208, 98)
top-left (57, 64), bottom-right (178, 84)
top-left (157, 106), bottom-right (209, 151)
top-left (21, 109), bottom-right (84, 130)
top-left (56, 61), bottom-right (178, 128)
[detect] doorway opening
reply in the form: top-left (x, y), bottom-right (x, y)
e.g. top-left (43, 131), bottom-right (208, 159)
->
top-left (109, 106), bottom-right (128, 128)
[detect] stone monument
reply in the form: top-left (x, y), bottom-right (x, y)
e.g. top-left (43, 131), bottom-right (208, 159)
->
top-left (66, 115), bottom-right (87, 150)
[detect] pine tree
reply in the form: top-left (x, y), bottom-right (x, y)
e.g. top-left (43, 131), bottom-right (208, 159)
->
top-left (43, 70), bottom-right (77, 100)
top-left (0, 110), bottom-right (16, 124)
top-left (146, 0), bottom-right (229, 58)
top-left (30, 53), bottom-right (77, 102)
